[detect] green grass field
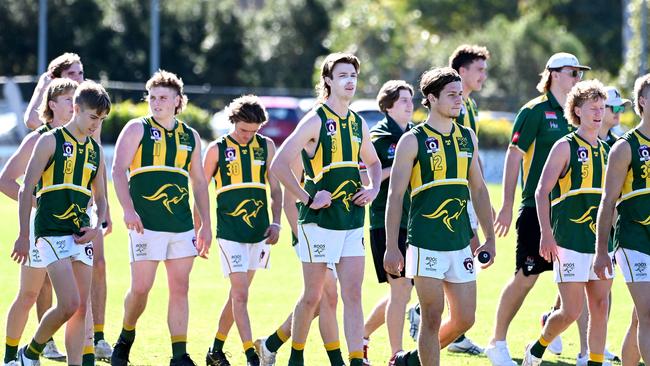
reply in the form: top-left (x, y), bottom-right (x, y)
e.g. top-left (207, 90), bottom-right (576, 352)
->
top-left (0, 184), bottom-right (639, 366)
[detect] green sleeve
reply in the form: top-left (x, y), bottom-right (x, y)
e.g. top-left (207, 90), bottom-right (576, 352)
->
top-left (511, 107), bottom-right (539, 152)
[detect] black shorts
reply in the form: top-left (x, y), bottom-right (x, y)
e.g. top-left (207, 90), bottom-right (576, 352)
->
top-left (370, 227), bottom-right (408, 283)
top-left (515, 206), bottom-right (553, 276)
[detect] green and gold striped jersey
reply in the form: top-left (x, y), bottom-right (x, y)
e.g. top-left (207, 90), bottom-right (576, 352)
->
top-left (299, 104), bottom-right (364, 230)
top-left (408, 123), bottom-right (474, 251)
top-left (128, 117), bottom-right (195, 232)
top-left (456, 97), bottom-right (479, 135)
top-left (550, 132), bottom-right (609, 253)
top-left (35, 123), bottom-right (52, 135)
top-left (213, 134), bottom-right (270, 243)
top-left (615, 129), bottom-right (650, 255)
top-left (35, 127), bottom-right (101, 237)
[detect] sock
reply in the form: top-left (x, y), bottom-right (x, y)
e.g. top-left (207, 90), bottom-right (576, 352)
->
top-left (119, 324), bottom-right (136, 344)
top-left (288, 342), bottom-right (305, 365)
top-left (4, 336), bottom-right (19, 363)
top-left (587, 362), bottom-right (603, 366)
top-left (453, 333), bottom-right (466, 343)
top-left (325, 341), bottom-right (345, 366)
top-left (244, 341), bottom-right (257, 362)
top-left (212, 332), bottom-right (227, 352)
top-left (24, 339), bottom-right (46, 360)
top-left (265, 328), bottom-right (289, 353)
top-left (406, 350), bottom-right (420, 366)
top-left (349, 350), bottom-right (364, 366)
top-left (82, 345), bottom-right (95, 366)
top-left (171, 335), bottom-right (187, 359)
top-left (588, 352), bottom-right (604, 365)
top-left (94, 324), bottom-right (105, 343)
top-left (530, 336), bottom-right (550, 358)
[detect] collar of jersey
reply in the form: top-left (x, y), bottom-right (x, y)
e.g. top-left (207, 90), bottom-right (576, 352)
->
top-left (61, 126), bottom-right (89, 146)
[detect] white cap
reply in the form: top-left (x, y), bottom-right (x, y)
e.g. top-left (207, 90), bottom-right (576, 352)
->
top-left (545, 52), bottom-right (591, 70)
top-left (605, 86), bottom-right (631, 107)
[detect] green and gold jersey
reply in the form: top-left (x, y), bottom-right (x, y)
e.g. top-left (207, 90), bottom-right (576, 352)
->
top-left (35, 123), bottom-right (52, 135)
top-left (511, 92), bottom-right (572, 207)
top-left (615, 129), bottom-right (650, 255)
top-left (550, 132), bottom-right (609, 253)
top-left (369, 114), bottom-right (411, 230)
top-left (213, 134), bottom-right (269, 243)
top-left (299, 104), bottom-right (364, 230)
top-left (408, 123), bottom-right (474, 251)
top-left (128, 116), bottom-right (195, 233)
top-left (35, 127), bottom-right (101, 237)
top-left (604, 130), bottom-right (618, 147)
top-left (456, 97), bottom-right (479, 135)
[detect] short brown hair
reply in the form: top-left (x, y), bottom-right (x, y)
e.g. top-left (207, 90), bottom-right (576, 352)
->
top-left (419, 67), bottom-right (461, 109)
top-left (47, 53), bottom-right (82, 78)
top-left (316, 53), bottom-right (360, 103)
top-left (376, 80), bottom-right (414, 113)
top-left (564, 79), bottom-right (606, 127)
top-left (146, 70), bottom-right (188, 115)
top-left (74, 81), bottom-right (111, 116)
top-left (39, 79), bottom-right (78, 123)
top-left (226, 95), bottom-right (268, 125)
top-left (634, 73), bottom-right (650, 116)
top-left (449, 45), bottom-right (490, 72)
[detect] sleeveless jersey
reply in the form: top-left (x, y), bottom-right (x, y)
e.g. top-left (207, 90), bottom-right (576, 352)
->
top-left (35, 127), bottom-right (101, 237)
top-left (35, 123), bottom-right (52, 135)
top-left (615, 129), bottom-right (650, 255)
top-left (213, 134), bottom-right (269, 243)
top-left (550, 132), bottom-right (609, 253)
top-left (299, 104), bottom-right (364, 230)
top-left (456, 97), bottom-right (479, 134)
top-left (408, 123), bottom-right (474, 251)
top-left (128, 117), bottom-right (195, 232)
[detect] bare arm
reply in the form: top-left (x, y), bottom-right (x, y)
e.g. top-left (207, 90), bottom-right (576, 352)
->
top-left (264, 138), bottom-right (283, 244)
top-left (383, 133), bottom-right (417, 276)
top-left (189, 129), bottom-right (212, 257)
top-left (594, 140), bottom-right (630, 278)
top-left (283, 159), bottom-right (303, 237)
top-left (534, 140), bottom-right (570, 262)
top-left (23, 73), bottom-right (52, 129)
top-left (352, 119), bottom-right (382, 205)
top-left (75, 149), bottom-right (108, 244)
top-left (0, 132), bottom-right (40, 201)
top-left (111, 120), bottom-right (144, 233)
top-left (92, 127), bottom-right (112, 235)
top-left (194, 141), bottom-right (218, 231)
top-left (494, 145), bottom-right (524, 236)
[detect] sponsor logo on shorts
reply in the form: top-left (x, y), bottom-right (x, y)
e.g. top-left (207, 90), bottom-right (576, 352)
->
top-left (562, 262), bottom-right (576, 277)
top-left (31, 249), bottom-right (41, 262)
top-left (634, 262), bottom-right (647, 278)
top-left (425, 256), bottom-right (437, 271)
top-left (232, 254), bottom-right (243, 267)
top-left (84, 245), bottom-right (93, 258)
top-left (260, 250), bottom-right (266, 261)
top-left (422, 198), bottom-right (467, 232)
top-left (525, 256), bottom-right (535, 272)
top-left (463, 257), bottom-right (474, 273)
top-left (313, 243), bottom-right (326, 257)
top-left (135, 242), bottom-right (147, 256)
top-left (55, 239), bottom-right (68, 254)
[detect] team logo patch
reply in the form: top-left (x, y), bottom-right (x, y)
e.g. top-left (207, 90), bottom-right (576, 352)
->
top-left (135, 242), bottom-right (147, 256)
top-left (313, 243), bottom-right (326, 257)
top-left (150, 127), bottom-right (162, 141)
top-left (62, 142), bottom-right (74, 157)
top-left (456, 136), bottom-right (470, 151)
top-left (226, 199), bottom-right (265, 227)
top-left (425, 137), bottom-right (439, 154)
top-left (634, 262), bottom-right (647, 277)
top-left (545, 111), bottom-right (557, 120)
top-left (326, 119), bottom-right (337, 136)
top-left (422, 198), bottom-right (467, 232)
top-left (577, 146), bottom-right (589, 163)
top-left (142, 184), bottom-right (189, 214)
top-left (53, 203), bottom-right (88, 229)
top-left (225, 147), bottom-right (237, 162)
top-left (463, 257), bottom-right (474, 273)
top-left (330, 180), bottom-right (361, 211)
top-left (84, 245), bottom-right (94, 258)
top-left (87, 148), bottom-right (98, 164)
top-left (570, 206), bottom-right (598, 234)
top-left (31, 249), bottom-right (41, 262)
top-left (562, 262), bottom-right (576, 277)
top-left (425, 256), bottom-right (437, 271)
top-left (179, 131), bottom-right (191, 145)
top-left (253, 147), bottom-right (265, 165)
top-left (232, 254), bottom-right (242, 265)
top-left (387, 143), bottom-right (397, 159)
top-left (525, 256), bottom-right (535, 272)
top-left (639, 145), bottom-right (650, 161)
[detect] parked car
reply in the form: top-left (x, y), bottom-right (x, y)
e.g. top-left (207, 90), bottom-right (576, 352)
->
top-left (211, 96), bottom-right (305, 145)
top-left (350, 99), bottom-right (384, 129)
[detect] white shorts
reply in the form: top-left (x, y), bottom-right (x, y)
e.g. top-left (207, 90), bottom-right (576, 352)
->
top-left (293, 244), bottom-right (337, 276)
top-left (616, 247), bottom-right (650, 283)
top-left (297, 223), bottom-right (364, 264)
top-left (129, 229), bottom-right (197, 262)
top-left (554, 246), bottom-right (615, 283)
top-left (26, 209), bottom-right (46, 268)
top-left (467, 200), bottom-right (478, 231)
top-left (72, 243), bottom-right (94, 266)
top-left (218, 239), bottom-right (271, 277)
top-left (35, 235), bottom-right (79, 267)
top-left (405, 245), bottom-right (476, 283)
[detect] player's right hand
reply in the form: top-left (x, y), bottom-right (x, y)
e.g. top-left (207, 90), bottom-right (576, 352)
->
top-left (124, 209), bottom-right (144, 234)
top-left (593, 252), bottom-right (613, 280)
top-left (309, 190), bottom-right (332, 209)
top-left (383, 246), bottom-right (404, 276)
top-left (11, 235), bottom-right (30, 265)
top-left (195, 224), bottom-right (212, 259)
top-left (494, 206), bottom-right (513, 237)
top-left (539, 232), bottom-right (558, 263)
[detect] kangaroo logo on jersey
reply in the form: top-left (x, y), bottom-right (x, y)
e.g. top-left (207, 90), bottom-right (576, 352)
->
top-left (53, 203), bottom-right (88, 229)
top-left (226, 199), bottom-right (265, 228)
top-left (62, 142), bottom-right (74, 158)
top-left (639, 145), bottom-right (650, 162)
top-left (142, 184), bottom-right (189, 214)
top-left (635, 215), bottom-right (650, 226)
top-left (569, 206), bottom-right (598, 234)
top-left (425, 137), bottom-right (439, 154)
top-left (330, 180), bottom-right (361, 211)
top-left (577, 146), bottom-right (589, 163)
top-left (422, 198), bottom-right (467, 232)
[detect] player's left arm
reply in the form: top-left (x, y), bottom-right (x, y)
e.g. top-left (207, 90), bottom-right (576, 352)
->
top-left (188, 129), bottom-right (213, 256)
top-left (353, 117), bottom-right (381, 205)
top-left (467, 130), bottom-right (496, 268)
top-left (265, 137), bottom-right (282, 244)
top-left (92, 126), bottom-right (112, 235)
top-left (76, 147), bottom-right (107, 244)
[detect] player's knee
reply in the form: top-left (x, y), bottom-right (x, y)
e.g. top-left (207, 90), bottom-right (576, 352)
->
top-left (59, 295), bottom-right (81, 319)
top-left (130, 282), bottom-right (153, 298)
top-left (17, 289), bottom-right (40, 308)
top-left (301, 289), bottom-right (323, 310)
top-left (230, 288), bottom-right (249, 305)
top-left (340, 286), bottom-right (362, 306)
top-left (321, 288), bottom-right (338, 311)
top-left (420, 306), bottom-right (442, 330)
top-left (559, 305), bottom-right (582, 324)
top-left (589, 298), bottom-right (609, 318)
top-left (455, 312), bottom-right (475, 333)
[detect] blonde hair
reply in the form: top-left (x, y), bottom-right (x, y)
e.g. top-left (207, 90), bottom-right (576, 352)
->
top-left (38, 79), bottom-right (78, 123)
top-left (316, 53), bottom-right (360, 103)
top-left (536, 69), bottom-right (553, 94)
top-left (564, 79), bottom-right (606, 127)
top-left (633, 73), bottom-right (650, 116)
top-left (145, 70), bottom-right (188, 115)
